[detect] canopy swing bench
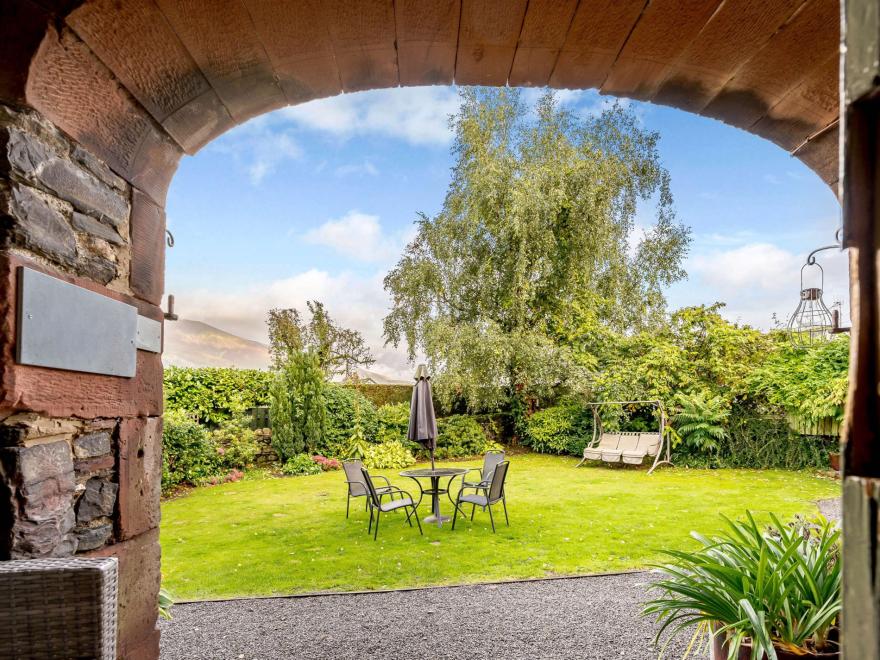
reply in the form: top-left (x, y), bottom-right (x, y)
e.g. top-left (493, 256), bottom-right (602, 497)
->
top-left (575, 400), bottom-right (672, 474)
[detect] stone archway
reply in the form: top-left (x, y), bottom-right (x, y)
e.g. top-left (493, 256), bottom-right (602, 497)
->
top-left (0, 2), bottom-right (861, 659)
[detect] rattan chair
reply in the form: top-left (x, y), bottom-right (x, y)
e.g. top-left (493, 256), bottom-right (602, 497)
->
top-left (343, 458), bottom-right (394, 518)
top-left (361, 467), bottom-right (423, 540)
top-left (452, 460), bottom-right (510, 533)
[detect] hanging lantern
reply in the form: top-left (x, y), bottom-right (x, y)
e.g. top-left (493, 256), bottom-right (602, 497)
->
top-left (787, 261), bottom-right (833, 348)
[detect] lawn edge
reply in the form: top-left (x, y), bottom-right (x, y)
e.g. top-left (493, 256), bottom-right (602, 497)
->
top-left (173, 568), bottom-right (650, 604)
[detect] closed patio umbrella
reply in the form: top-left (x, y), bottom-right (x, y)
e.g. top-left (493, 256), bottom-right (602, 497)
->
top-left (408, 364), bottom-right (438, 468)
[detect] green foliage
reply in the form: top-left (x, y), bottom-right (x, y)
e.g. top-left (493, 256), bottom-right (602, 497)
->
top-left (281, 454), bottom-right (322, 476)
top-left (721, 404), bottom-right (836, 470)
top-left (355, 384), bottom-right (412, 408)
top-left (383, 88), bottom-right (690, 412)
top-left (269, 351), bottom-right (327, 463)
top-left (435, 415), bottom-right (500, 459)
top-left (164, 367), bottom-right (271, 425)
top-left (524, 404), bottom-right (593, 456)
top-left (673, 391), bottom-right (729, 455)
top-left (161, 409), bottom-right (221, 493)
top-left (267, 301), bottom-right (374, 377)
top-left (209, 416), bottom-right (260, 471)
top-left (362, 440), bottom-right (416, 469)
top-left (750, 334), bottom-right (849, 424)
top-left (643, 513), bottom-right (840, 659)
top-left (324, 383), bottom-right (378, 456)
top-left (577, 304), bottom-right (773, 409)
top-left (376, 402), bottom-right (410, 444)
top-left (158, 588), bottom-right (174, 621)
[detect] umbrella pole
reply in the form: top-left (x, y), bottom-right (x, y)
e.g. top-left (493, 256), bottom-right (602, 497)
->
top-left (430, 447), bottom-right (435, 471)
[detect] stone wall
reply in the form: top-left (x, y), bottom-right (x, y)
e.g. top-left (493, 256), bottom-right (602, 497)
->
top-left (0, 102), bottom-right (162, 659)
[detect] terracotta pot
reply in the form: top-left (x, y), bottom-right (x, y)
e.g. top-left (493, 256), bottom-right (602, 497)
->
top-left (710, 624), bottom-right (839, 659)
top-left (828, 451), bottom-right (840, 472)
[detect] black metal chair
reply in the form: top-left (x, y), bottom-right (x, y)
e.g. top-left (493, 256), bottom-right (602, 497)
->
top-left (361, 467), bottom-right (423, 540)
top-left (452, 460), bottom-right (509, 532)
top-left (343, 459), bottom-right (393, 518)
top-left (461, 450), bottom-right (505, 492)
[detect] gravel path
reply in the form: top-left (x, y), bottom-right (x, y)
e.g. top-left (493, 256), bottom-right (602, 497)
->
top-left (160, 572), bottom-right (689, 660)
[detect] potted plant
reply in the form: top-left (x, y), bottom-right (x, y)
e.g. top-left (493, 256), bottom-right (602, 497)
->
top-left (642, 512), bottom-right (840, 659)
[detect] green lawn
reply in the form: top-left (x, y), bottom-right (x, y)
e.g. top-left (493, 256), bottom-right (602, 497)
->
top-left (160, 453), bottom-right (839, 600)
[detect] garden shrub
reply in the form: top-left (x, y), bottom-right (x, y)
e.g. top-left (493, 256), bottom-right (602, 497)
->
top-left (672, 403), bottom-right (837, 470)
top-left (376, 402), bottom-right (410, 444)
top-left (164, 367), bottom-right (271, 424)
top-left (363, 440), bottom-right (416, 469)
top-left (270, 351), bottom-right (326, 462)
top-left (209, 416), bottom-right (261, 471)
top-left (524, 405), bottom-right (593, 456)
top-left (324, 384), bottom-right (379, 456)
top-left (435, 415), bottom-right (500, 459)
top-left (312, 455), bottom-right (342, 471)
top-left (282, 454), bottom-right (322, 476)
top-left (162, 409), bottom-right (222, 493)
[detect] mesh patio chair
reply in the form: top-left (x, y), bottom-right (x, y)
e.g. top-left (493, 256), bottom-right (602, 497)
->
top-left (461, 450), bottom-right (505, 492)
top-left (452, 460), bottom-right (510, 533)
top-left (361, 467), bottom-right (423, 540)
top-left (343, 459), bottom-right (394, 518)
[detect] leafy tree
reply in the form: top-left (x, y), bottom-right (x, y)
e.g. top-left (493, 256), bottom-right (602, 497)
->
top-left (269, 350), bottom-right (327, 462)
top-left (672, 391), bottom-right (729, 454)
top-left (267, 301), bottom-right (374, 377)
top-left (383, 88), bottom-right (690, 411)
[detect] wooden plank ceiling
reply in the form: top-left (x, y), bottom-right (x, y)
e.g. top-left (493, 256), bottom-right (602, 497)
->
top-left (38, 0), bottom-right (838, 190)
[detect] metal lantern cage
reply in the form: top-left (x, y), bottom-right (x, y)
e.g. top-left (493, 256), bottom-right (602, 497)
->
top-left (787, 227), bottom-right (849, 348)
top-left (787, 261), bottom-right (834, 348)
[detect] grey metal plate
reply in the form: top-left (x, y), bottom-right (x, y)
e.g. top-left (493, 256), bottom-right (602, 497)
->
top-left (136, 315), bottom-right (162, 353)
top-left (16, 267), bottom-right (138, 377)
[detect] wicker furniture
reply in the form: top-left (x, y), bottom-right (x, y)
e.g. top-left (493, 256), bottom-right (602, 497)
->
top-left (0, 557), bottom-right (118, 659)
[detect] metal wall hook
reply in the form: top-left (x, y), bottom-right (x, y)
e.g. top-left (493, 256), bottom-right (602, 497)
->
top-left (164, 294), bottom-right (179, 321)
top-left (166, 230), bottom-right (175, 248)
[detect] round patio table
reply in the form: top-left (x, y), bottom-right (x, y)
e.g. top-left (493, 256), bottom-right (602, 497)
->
top-left (399, 467), bottom-right (468, 527)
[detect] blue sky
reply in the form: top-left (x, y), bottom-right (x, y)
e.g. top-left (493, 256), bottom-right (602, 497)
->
top-left (165, 86), bottom-right (844, 378)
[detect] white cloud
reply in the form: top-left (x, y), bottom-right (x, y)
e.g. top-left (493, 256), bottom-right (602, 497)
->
top-left (334, 160), bottom-right (379, 177)
top-left (687, 242), bottom-right (850, 329)
top-left (170, 269), bottom-right (416, 380)
top-left (211, 122), bottom-right (302, 185)
top-left (280, 86), bottom-right (461, 146)
top-left (303, 210), bottom-right (412, 263)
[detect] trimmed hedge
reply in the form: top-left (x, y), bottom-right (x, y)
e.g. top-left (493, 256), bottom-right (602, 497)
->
top-left (356, 384), bottom-right (412, 408)
top-left (164, 367), bottom-right (271, 425)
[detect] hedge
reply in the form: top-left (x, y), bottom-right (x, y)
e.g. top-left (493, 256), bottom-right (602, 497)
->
top-left (356, 384), bottom-right (412, 408)
top-left (164, 367), bottom-right (272, 425)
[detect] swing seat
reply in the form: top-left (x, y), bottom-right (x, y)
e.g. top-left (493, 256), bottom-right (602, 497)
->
top-left (621, 433), bottom-right (662, 465)
top-left (601, 432), bottom-right (640, 462)
top-left (582, 433), bottom-right (620, 461)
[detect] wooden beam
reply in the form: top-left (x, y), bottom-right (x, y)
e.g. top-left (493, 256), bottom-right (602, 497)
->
top-left (508, 0), bottom-right (579, 88)
top-left (842, 2), bottom-right (880, 658)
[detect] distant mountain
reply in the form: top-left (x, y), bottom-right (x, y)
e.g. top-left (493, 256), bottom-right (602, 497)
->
top-left (163, 319), bottom-right (271, 370)
top-left (162, 319), bottom-right (410, 385)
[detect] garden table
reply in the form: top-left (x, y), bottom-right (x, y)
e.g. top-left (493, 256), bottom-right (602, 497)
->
top-left (399, 467), bottom-right (468, 527)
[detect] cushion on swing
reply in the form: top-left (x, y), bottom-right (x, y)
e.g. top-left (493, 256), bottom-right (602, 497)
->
top-left (602, 433), bottom-right (640, 462)
top-left (621, 433), bottom-right (662, 464)
top-left (583, 433), bottom-right (620, 460)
